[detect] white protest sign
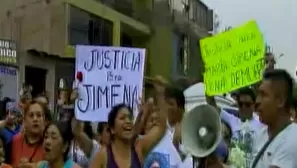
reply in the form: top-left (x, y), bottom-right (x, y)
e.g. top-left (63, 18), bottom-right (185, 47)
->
top-left (75, 45), bottom-right (145, 122)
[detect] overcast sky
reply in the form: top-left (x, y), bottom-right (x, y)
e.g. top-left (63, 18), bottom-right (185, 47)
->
top-left (201, 0), bottom-right (297, 79)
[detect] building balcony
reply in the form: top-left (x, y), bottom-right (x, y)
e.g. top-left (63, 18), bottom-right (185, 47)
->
top-left (191, 1), bottom-right (213, 32)
top-left (98, 0), bottom-right (152, 25)
top-left (170, 0), bottom-right (213, 38)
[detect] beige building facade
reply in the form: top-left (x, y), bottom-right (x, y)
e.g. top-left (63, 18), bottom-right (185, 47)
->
top-left (0, 0), bottom-right (213, 109)
top-left (0, 0), bottom-right (71, 107)
top-left (0, 0), bottom-right (149, 108)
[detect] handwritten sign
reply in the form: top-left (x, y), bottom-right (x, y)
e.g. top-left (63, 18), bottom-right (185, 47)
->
top-left (75, 45), bottom-right (145, 121)
top-left (200, 20), bottom-right (265, 95)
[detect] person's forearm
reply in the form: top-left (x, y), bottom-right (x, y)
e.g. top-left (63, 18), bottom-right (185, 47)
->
top-left (132, 113), bottom-right (144, 140)
top-left (206, 95), bottom-right (221, 113)
top-left (133, 98), bottom-right (154, 138)
top-left (74, 132), bottom-right (93, 158)
top-left (133, 113), bottom-right (149, 138)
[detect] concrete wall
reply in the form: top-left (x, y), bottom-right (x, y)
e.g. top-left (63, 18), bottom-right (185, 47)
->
top-left (0, 1), bottom-right (67, 56)
top-left (171, 0), bottom-right (187, 12)
top-left (148, 26), bottom-right (173, 79)
top-left (0, 0), bottom-right (68, 105)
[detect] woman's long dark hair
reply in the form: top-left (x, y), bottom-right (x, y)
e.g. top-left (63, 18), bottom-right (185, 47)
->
top-left (108, 103), bottom-right (133, 140)
top-left (45, 120), bottom-right (73, 161)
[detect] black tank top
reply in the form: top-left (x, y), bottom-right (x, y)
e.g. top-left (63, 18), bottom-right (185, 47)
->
top-left (107, 145), bottom-right (141, 168)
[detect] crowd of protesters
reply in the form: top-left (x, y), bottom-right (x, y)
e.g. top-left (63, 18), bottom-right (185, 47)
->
top-left (0, 53), bottom-right (296, 168)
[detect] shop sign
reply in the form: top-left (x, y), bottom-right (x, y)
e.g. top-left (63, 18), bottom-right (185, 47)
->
top-left (0, 39), bottom-right (17, 65)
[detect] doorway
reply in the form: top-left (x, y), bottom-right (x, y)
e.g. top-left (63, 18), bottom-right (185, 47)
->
top-left (25, 66), bottom-right (47, 98)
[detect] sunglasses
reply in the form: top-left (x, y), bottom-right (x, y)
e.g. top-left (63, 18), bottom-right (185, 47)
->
top-left (238, 101), bottom-right (253, 108)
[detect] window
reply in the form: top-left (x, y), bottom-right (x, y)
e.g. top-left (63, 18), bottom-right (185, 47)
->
top-left (179, 34), bottom-right (189, 75)
top-left (69, 6), bottom-right (113, 46)
top-left (121, 33), bottom-right (133, 47)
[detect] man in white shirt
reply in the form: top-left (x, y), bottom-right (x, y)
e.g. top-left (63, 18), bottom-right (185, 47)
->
top-left (220, 87), bottom-right (264, 137)
top-left (252, 69), bottom-right (297, 168)
top-left (218, 87), bottom-right (264, 167)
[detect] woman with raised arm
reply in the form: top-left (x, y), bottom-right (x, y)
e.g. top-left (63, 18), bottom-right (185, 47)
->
top-left (143, 106), bottom-right (182, 168)
top-left (90, 102), bottom-right (167, 168)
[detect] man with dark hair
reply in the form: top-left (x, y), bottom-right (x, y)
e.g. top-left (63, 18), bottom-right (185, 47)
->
top-left (237, 87), bottom-right (256, 121)
top-left (252, 69), bottom-right (297, 168)
top-left (164, 86), bottom-right (185, 131)
top-left (219, 87), bottom-right (263, 167)
top-left (221, 87), bottom-right (263, 135)
top-left (164, 86), bottom-right (185, 160)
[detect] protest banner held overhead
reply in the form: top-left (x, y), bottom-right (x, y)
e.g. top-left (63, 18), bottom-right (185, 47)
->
top-left (200, 20), bottom-right (265, 96)
top-left (75, 45), bottom-right (145, 122)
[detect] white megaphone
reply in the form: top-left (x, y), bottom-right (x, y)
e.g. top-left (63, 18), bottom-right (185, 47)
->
top-left (181, 104), bottom-right (221, 158)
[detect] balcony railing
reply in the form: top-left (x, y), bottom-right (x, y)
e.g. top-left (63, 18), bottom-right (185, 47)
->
top-left (170, 0), bottom-right (213, 35)
top-left (193, 1), bottom-right (213, 31)
top-left (97, 0), bottom-right (152, 25)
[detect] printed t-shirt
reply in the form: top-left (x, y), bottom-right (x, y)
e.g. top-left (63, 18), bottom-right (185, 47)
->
top-left (252, 123), bottom-right (297, 168)
top-left (143, 130), bottom-right (182, 168)
top-left (68, 140), bottom-right (100, 168)
top-left (221, 109), bottom-right (264, 166)
top-left (11, 133), bottom-right (44, 167)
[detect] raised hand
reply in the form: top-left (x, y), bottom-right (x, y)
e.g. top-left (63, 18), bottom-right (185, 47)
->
top-left (70, 89), bottom-right (79, 103)
top-left (71, 117), bottom-right (84, 136)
